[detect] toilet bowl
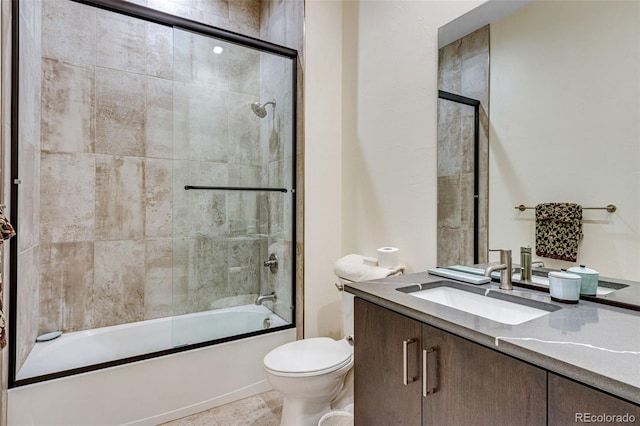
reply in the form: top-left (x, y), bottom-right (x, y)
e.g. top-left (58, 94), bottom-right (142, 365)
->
top-left (264, 337), bottom-right (353, 426)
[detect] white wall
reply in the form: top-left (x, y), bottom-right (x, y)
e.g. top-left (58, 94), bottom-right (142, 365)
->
top-left (489, 1), bottom-right (640, 279)
top-left (304, 0), bottom-right (345, 339)
top-left (304, 0), bottom-right (485, 339)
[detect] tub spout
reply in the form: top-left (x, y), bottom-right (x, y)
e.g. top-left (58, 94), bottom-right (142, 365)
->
top-left (255, 292), bottom-right (277, 305)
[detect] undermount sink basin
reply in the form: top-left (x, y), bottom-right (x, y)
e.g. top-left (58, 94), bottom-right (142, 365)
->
top-left (398, 281), bottom-right (561, 325)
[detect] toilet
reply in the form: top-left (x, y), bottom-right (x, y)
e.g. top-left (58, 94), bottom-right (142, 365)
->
top-left (263, 254), bottom-right (403, 426)
top-left (263, 277), bottom-right (356, 426)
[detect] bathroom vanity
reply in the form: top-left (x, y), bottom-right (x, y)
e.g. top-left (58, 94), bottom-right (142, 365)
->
top-left (345, 273), bottom-right (640, 425)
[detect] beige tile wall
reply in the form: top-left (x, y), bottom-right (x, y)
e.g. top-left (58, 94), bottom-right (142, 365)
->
top-left (37, 0), bottom-right (244, 334)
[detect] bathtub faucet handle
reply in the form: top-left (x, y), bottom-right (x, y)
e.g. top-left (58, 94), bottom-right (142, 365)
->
top-left (263, 253), bottom-right (278, 274)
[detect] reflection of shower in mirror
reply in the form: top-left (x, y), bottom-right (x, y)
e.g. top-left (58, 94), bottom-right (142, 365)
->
top-left (251, 100), bottom-right (276, 118)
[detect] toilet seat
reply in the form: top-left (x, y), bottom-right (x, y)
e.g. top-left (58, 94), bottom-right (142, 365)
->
top-left (264, 337), bottom-right (353, 377)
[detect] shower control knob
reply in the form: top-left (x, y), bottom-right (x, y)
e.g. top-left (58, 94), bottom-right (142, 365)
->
top-left (264, 253), bottom-right (278, 274)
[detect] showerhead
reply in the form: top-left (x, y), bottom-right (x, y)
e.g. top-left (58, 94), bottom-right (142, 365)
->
top-left (251, 100), bottom-right (276, 118)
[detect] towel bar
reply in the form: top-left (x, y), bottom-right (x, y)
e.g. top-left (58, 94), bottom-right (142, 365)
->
top-left (515, 204), bottom-right (617, 213)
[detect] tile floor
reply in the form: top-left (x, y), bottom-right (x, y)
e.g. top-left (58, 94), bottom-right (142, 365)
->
top-left (160, 390), bottom-right (283, 426)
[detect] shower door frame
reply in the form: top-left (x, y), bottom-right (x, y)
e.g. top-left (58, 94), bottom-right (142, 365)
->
top-left (9, 0), bottom-right (298, 387)
top-left (438, 90), bottom-right (481, 264)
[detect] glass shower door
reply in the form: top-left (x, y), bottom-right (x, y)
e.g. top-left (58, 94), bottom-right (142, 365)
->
top-left (437, 95), bottom-right (478, 267)
top-left (169, 28), bottom-right (295, 347)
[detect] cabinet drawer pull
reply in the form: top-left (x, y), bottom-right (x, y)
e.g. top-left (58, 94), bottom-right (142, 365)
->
top-left (402, 338), bottom-right (417, 385)
top-left (423, 347), bottom-right (437, 396)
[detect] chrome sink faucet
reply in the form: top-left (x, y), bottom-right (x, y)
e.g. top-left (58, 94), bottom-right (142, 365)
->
top-left (520, 246), bottom-right (533, 282)
top-left (484, 249), bottom-right (513, 290)
top-left (520, 246), bottom-right (545, 283)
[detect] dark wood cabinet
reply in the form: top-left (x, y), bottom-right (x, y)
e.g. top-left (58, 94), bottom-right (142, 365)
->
top-left (354, 298), bottom-right (547, 426)
top-left (548, 373), bottom-right (640, 426)
top-left (422, 324), bottom-right (546, 426)
top-left (354, 297), bottom-right (422, 425)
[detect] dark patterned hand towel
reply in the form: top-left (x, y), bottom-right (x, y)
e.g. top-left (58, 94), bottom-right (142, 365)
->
top-left (0, 210), bottom-right (14, 349)
top-left (0, 288), bottom-right (5, 349)
top-left (0, 212), bottom-right (15, 243)
top-left (535, 203), bottom-right (582, 262)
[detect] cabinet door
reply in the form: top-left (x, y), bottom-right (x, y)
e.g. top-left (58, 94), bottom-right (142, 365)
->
top-left (548, 373), bottom-right (640, 426)
top-left (422, 324), bottom-right (547, 426)
top-left (354, 298), bottom-right (422, 426)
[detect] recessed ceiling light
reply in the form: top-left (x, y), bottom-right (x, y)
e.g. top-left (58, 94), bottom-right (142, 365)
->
top-left (213, 46), bottom-right (223, 54)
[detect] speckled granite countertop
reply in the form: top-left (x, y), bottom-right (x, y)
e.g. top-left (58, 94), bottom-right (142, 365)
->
top-left (345, 272), bottom-right (640, 405)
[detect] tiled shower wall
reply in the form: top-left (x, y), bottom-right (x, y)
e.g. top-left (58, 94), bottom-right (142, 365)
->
top-left (16, 0), bottom-right (302, 371)
top-left (437, 26), bottom-right (490, 266)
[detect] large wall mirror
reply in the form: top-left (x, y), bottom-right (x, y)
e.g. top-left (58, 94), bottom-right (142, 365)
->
top-left (437, 0), bottom-right (640, 305)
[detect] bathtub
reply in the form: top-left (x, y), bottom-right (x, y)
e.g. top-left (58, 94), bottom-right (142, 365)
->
top-left (17, 304), bottom-right (289, 380)
top-left (9, 304), bottom-right (296, 425)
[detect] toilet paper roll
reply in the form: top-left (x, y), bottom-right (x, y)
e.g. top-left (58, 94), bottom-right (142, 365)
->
top-left (377, 247), bottom-right (399, 268)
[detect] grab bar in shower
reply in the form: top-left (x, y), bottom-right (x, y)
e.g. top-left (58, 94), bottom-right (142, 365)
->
top-left (185, 185), bottom-right (288, 193)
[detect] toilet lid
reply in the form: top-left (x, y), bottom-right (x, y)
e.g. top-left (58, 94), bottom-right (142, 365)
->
top-left (264, 337), bottom-right (353, 375)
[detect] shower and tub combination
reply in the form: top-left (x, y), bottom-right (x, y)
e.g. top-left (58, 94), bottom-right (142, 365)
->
top-left (7, 0), bottom-right (299, 424)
